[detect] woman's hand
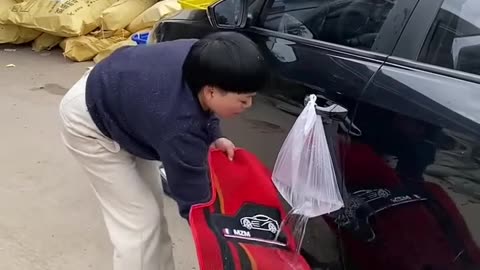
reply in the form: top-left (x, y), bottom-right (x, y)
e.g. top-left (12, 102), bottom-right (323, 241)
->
top-left (211, 137), bottom-right (236, 161)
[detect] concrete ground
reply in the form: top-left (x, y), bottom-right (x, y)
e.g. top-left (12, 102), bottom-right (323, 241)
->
top-left (0, 45), bottom-right (198, 270)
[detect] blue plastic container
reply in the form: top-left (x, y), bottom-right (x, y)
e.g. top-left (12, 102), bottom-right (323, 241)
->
top-left (132, 33), bottom-right (150, 45)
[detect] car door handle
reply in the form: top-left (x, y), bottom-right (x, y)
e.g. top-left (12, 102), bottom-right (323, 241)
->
top-left (304, 94), bottom-right (362, 136)
top-left (271, 94), bottom-right (361, 136)
top-left (304, 94), bottom-right (348, 121)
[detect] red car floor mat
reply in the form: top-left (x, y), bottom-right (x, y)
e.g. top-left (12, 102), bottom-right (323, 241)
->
top-left (189, 149), bottom-right (311, 270)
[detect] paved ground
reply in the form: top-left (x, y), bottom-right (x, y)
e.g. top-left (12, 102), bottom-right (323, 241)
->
top-left (0, 45), bottom-right (198, 270)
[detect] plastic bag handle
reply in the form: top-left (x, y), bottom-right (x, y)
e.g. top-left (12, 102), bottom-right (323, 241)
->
top-left (303, 94), bottom-right (362, 136)
top-left (303, 95), bottom-right (318, 135)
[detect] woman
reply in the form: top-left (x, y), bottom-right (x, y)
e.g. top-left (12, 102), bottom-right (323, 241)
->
top-left (59, 31), bottom-right (268, 270)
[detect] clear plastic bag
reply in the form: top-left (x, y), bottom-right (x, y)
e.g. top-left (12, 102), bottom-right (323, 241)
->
top-left (272, 94), bottom-right (344, 217)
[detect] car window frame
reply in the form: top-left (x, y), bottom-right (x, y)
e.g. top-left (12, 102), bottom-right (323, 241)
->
top-left (246, 0), bottom-right (268, 25)
top-left (392, 0), bottom-right (444, 60)
top-left (391, 0), bottom-right (480, 83)
top-left (249, 0), bottom-right (419, 56)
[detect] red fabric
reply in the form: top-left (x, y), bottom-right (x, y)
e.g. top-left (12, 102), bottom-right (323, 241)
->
top-left (238, 243), bottom-right (312, 270)
top-left (189, 149), bottom-right (311, 270)
top-left (190, 196), bottom-right (224, 270)
top-left (326, 142), bottom-right (480, 270)
top-left (227, 241), bottom-right (243, 270)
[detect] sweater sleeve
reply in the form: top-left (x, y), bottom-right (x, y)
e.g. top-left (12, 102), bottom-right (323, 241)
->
top-left (207, 115), bottom-right (223, 143)
top-left (158, 132), bottom-right (212, 219)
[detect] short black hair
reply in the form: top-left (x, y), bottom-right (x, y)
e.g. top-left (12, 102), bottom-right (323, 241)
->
top-left (183, 31), bottom-right (269, 94)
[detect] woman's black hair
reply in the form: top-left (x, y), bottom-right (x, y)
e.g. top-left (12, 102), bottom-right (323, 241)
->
top-left (183, 31), bottom-right (269, 95)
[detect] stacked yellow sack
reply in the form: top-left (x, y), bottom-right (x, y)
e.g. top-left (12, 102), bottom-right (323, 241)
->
top-left (0, 0), bottom-right (40, 44)
top-left (61, 29), bottom-right (132, 62)
top-left (94, 28), bottom-right (155, 63)
top-left (127, 0), bottom-right (182, 33)
top-left (94, 39), bottom-right (137, 63)
top-left (3, 0), bottom-right (117, 37)
top-left (29, 0), bottom-right (154, 52)
top-left (0, 24), bottom-right (40, 44)
top-left (1, 0), bottom-right (182, 60)
top-left (32, 33), bottom-right (64, 52)
top-left (101, 0), bottom-right (157, 31)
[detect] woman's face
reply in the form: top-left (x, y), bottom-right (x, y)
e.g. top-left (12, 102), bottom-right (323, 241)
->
top-left (202, 86), bottom-right (256, 118)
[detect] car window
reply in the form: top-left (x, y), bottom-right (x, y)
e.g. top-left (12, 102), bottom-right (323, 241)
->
top-left (259, 0), bottom-right (397, 51)
top-left (418, 0), bottom-right (480, 76)
top-left (248, 0), bottom-right (264, 17)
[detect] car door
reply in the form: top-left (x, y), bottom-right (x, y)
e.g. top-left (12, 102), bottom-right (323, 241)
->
top-left (346, 0), bottom-right (480, 268)
top-left (225, 0), bottom-right (419, 172)
top-left (217, 0), bottom-right (419, 267)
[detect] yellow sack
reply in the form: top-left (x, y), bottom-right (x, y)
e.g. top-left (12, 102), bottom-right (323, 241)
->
top-left (0, 0), bottom-right (40, 44)
top-left (126, 0), bottom-right (181, 33)
top-left (62, 29), bottom-right (131, 62)
top-left (0, 24), bottom-right (40, 44)
top-left (32, 32), bottom-right (63, 52)
top-left (94, 28), bottom-right (153, 63)
top-left (0, 0), bottom-right (17, 23)
top-left (6, 0), bottom-right (117, 37)
top-left (94, 39), bottom-right (137, 63)
top-left (101, 0), bottom-right (157, 31)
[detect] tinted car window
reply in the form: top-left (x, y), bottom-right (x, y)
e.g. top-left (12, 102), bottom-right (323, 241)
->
top-left (260, 0), bottom-right (396, 50)
top-left (419, 0), bottom-right (480, 76)
top-left (213, 0), bottom-right (260, 26)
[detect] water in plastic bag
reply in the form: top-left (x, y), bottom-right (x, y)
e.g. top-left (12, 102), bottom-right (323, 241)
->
top-left (272, 94), bottom-right (344, 218)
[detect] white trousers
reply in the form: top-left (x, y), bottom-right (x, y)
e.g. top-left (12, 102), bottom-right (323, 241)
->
top-left (59, 70), bottom-right (175, 270)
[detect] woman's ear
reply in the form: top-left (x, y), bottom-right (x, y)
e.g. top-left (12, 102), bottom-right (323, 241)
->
top-left (209, 86), bottom-right (216, 97)
top-left (199, 85), bottom-right (213, 99)
top-left (208, 86), bottom-right (222, 99)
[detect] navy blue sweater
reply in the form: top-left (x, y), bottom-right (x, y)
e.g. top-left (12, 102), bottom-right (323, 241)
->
top-left (85, 39), bottom-right (221, 218)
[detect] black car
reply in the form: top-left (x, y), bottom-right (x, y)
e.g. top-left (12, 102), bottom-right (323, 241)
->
top-left (152, 0), bottom-right (480, 269)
